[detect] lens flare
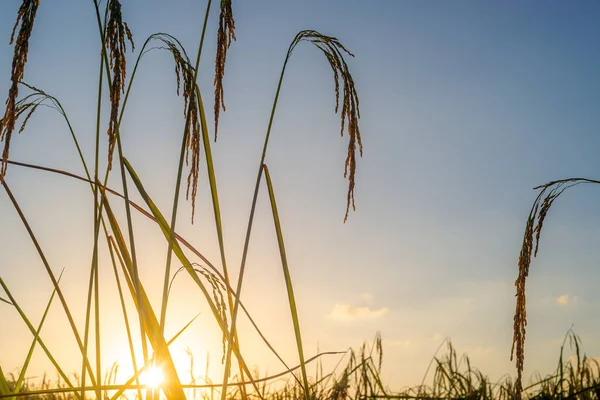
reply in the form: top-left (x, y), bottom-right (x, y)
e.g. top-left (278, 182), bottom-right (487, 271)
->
top-left (140, 365), bottom-right (165, 388)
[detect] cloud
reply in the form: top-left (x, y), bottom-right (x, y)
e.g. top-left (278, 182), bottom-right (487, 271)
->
top-left (556, 295), bottom-right (569, 305)
top-left (556, 295), bottom-right (579, 306)
top-left (330, 303), bottom-right (389, 321)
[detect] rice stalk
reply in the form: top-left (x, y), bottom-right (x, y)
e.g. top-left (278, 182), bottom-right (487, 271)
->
top-left (0, 157), bottom-right (313, 398)
top-left (213, 0), bottom-right (235, 141)
top-left (0, 77), bottom-right (145, 400)
top-left (512, 177), bottom-right (600, 399)
top-left (0, 76), bottom-right (106, 400)
top-left (0, 0), bottom-right (40, 178)
top-left (0, 79), bottom-right (104, 399)
top-left (288, 30), bottom-right (362, 222)
top-left (157, 4), bottom-right (215, 355)
top-left (122, 158), bottom-right (264, 398)
top-left (224, 27), bottom-right (363, 399)
top-left (116, 31), bottom-right (204, 334)
top-left (196, 80), bottom-right (253, 395)
top-left (95, 3), bottom-right (153, 394)
top-left (5, 83), bottom-right (92, 180)
top-left (167, 263), bottom-right (229, 359)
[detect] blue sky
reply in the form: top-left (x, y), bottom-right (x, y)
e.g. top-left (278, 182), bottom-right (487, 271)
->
top-left (1, 0), bottom-right (599, 391)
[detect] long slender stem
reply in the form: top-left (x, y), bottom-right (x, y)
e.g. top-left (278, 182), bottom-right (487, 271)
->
top-left (221, 46), bottom-right (292, 396)
top-left (2, 156), bottom-right (300, 387)
top-left (263, 164), bottom-right (310, 399)
top-left (0, 177), bottom-right (98, 388)
top-left (92, 0), bottom-right (149, 374)
top-left (159, 0), bottom-right (213, 334)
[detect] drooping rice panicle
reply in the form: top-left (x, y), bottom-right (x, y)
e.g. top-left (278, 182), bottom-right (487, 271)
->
top-left (185, 86), bottom-right (201, 221)
top-left (104, 0), bottom-right (134, 170)
top-left (135, 33), bottom-right (201, 221)
top-left (0, 0), bottom-right (40, 177)
top-left (511, 177), bottom-right (600, 398)
top-left (289, 30), bottom-right (362, 222)
top-left (213, 0), bottom-right (235, 141)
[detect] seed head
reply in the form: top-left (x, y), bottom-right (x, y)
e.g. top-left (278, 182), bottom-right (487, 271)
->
top-left (138, 33), bottom-right (201, 222)
top-left (511, 178), bottom-right (595, 398)
top-left (288, 30), bottom-right (363, 222)
top-left (105, 0), bottom-right (134, 170)
top-left (1, 0), bottom-right (40, 178)
top-left (213, 0), bottom-right (236, 141)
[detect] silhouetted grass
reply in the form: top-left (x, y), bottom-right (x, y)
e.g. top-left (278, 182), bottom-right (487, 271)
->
top-left (0, 1), bottom-right (364, 399)
top-left (3, 330), bottom-right (599, 399)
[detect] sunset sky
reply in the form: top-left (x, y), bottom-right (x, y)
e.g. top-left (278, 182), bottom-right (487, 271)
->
top-left (1, 0), bottom-right (600, 392)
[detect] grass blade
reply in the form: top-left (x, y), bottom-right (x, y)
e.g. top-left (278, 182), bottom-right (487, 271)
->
top-left (13, 270), bottom-right (65, 396)
top-left (224, 29), bottom-right (363, 395)
top-left (196, 82), bottom-right (250, 393)
top-left (0, 277), bottom-right (77, 395)
top-left (0, 177), bottom-right (97, 388)
top-left (0, 366), bottom-right (8, 396)
top-left (99, 185), bottom-right (186, 400)
top-left (262, 163), bottom-right (310, 400)
top-left (122, 158), bottom-right (263, 398)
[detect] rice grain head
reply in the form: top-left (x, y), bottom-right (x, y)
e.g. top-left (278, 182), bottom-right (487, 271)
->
top-left (105, 0), bottom-right (134, 170)
top-left (213, 0), bottom-right (235, 141)
top-left (169, 263), bottom-right (229, 361)
top-left (185, 87), bottom-right (201, 223)
top-left (288, 31), bottom-right (362, 222)
top-left (3, 84), bottom-right (62, 137)
top-left (0, 0), bottom-right (40, 178)
top-left (140, 33), bottom-right (201, 222)
top-left (511, 178), bottom-right (593, 398)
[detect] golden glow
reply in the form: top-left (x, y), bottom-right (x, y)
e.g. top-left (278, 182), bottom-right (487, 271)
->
top-left (140, 365), bottom-right (165, 388)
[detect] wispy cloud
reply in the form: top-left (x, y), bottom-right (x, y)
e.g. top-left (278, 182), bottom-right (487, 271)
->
top-left (330, 303), bottom-right (389, 321)
top-left (556, 294), bottom-right (579, 306)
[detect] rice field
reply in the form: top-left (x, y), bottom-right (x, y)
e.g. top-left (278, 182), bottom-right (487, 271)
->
top-left (2, 330), bottom-right (600, 399)
top-left (0, 1), bottom-right (598, 399)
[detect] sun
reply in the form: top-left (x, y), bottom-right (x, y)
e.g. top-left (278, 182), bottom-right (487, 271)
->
top-left (140, 364), bottom-right (165, 388)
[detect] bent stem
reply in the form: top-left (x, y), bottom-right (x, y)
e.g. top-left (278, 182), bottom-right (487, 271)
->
top-left (512, 177), bottom-right (600, 399)
top-left (222, 29), bottom-right (362, 397)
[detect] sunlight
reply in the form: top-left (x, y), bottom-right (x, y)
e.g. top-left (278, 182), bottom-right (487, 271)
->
top-left (140, 365), bottom-right (165, 388)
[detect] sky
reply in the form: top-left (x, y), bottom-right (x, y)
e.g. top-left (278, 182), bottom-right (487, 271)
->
top-left (1, 0), bottom-right (600, 393)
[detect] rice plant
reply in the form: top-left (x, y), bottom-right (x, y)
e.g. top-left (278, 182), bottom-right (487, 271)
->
top-left (512, 178), bottom-right (600, 399)
top-left (4, 329), bottom-right (600, 399)
top-left (0, 1), bottom-right (364, 399)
